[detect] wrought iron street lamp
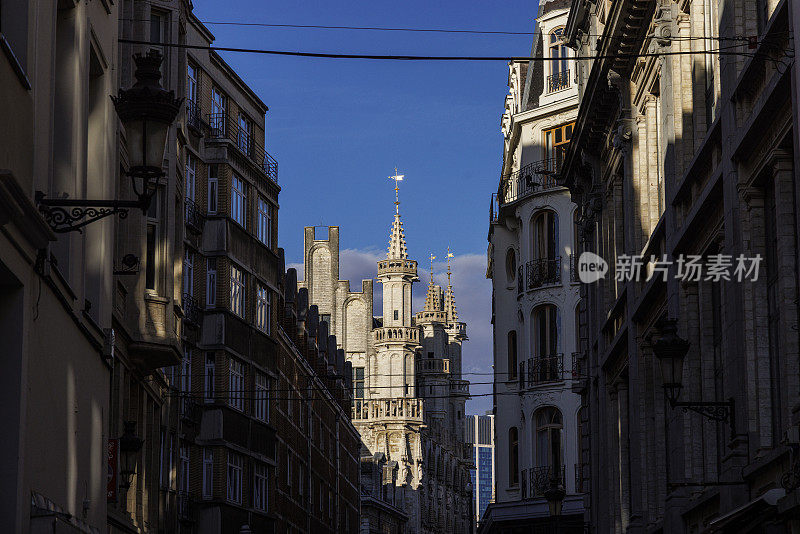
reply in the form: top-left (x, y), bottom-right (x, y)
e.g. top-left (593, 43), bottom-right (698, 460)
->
top-left (119, 421), bottom-right (144, 490)
top-left (653, 318), bottom-right (737, 439)
top-left (36, 49), bottom-right (181, 233)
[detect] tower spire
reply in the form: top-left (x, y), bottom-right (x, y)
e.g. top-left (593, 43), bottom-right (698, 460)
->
top-left (423, 254), bottom-right (440, 312)
top-left (444, 248), bottom-right (458, 322)
top-left (387, 170), bottom-right (408, 259)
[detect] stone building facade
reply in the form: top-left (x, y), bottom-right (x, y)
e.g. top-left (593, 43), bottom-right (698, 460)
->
top-left (275, 266), bottom-right (361, 534)
top-left (482, 1), bottom-right (585, 532)
top-left (0, 0), bottom-right (119, 531)
top-left (561, 0), bottom-right (800, 530)
top-left (299, 206), bottom-right (473, 533)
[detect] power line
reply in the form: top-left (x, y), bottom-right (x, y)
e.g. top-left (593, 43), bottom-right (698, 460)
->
top-left (119, 38), bottom-right (783, 62)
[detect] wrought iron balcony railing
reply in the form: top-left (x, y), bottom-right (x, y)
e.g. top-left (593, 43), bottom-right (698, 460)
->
top-left (519, 354), bottom-right (564, 388)
top-left (182, 293), bottom-right (200, 325)
top-left (525, 257), bottom-right (562, 289)
top-left (529, 465), bottom-right (566, 498)
top-left (184, 199), bottom-right (205, 233)
top-left (179, 394), bottom-right (200, 425)
top-left (186, 100), bottom-right (203, 131)
top-left (517, 265), bottom-right (524, 295)
top-left (206, 112), bottom-right (279, 185)
top-left (547, 69), bottom-right (570, 92)
top-left (498, 159), bottom-right (561, 205)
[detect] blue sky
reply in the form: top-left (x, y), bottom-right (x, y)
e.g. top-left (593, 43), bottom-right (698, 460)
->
top-left (192, 0), bottom-right (538, 414)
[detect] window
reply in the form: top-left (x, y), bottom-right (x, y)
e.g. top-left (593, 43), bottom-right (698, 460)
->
top-left (353, 367), bottom-right (365, 397)
top-left (535, 407), bottom-right (563, 471)
top-left (509, 427), bottom-right (519, 485)
top-left (532, 210), bottom-right (558, 261)
top-left (179, 444), bottom-right (190, 493)
top-left (150, 11), bottom-right (168, 81)
top-left (704, 0), bottom-right (718, 129)
top-left (206, 258), bottom-right (217, 307)
top-left (227, 452), bottom-right (243, 504)
top-left (230, 264), bottom-right (245, 318)
top-left (180, 347), bottom-right (191, 394)
top-left (187, 63), bottom-right (197, 103)
top-left (203, 448), bottom-right (213, 498)
top-left (231, 174), bottom-right (246, 226)
top-left (238, 113), bottom-right (252, 155)
top-left (320, 314), bottom-right (331, 328)
top-left (183, 250), bottom-right (194, 297)
top-left (548, 28), bottom-right (570, 91)
top-left (185, 152), bottom-right (196, 215)
top-left (145, 189), bottom-right (161, 291)
top-left (257, 197), bottom-right (272, 247)
top-left (159, 429), bottom-right (166, 487)
top-left (210, 87), bottom-right (226, 134)
top-left (394, 310), bottom-right (399, 321)
top-left (254, 464), bottom-right (268, 512)
top-left (287, 452), bottom-right (293, 487)
top-left (543, 123), bottom-right (573, 173)
top-left (256, 285), bottom-right (270, 333)
top-left (208, 164), bottom-right (219, 214)
top-left (506, 248), bottom-right (517, 284)
top-left (255, 373), bottom-right (269, 422)
top-left (229, 358), bottom-right (244, 411)
top-left (204, 353), bottom-right (215, 403)
top-left (507, 331), bottom-right (518, 381)
top-left (532, 305), bottom-right (559, 358)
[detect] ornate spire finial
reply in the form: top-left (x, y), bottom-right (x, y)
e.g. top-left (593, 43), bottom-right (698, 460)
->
top-left (390, 168), bottom-right (404, 215)
top-left (444, 248), bottom-right (458, 322)
top-left (386, 170), bottom-right (408, 259)
top-left (429, 254), bottom-right (436, 285)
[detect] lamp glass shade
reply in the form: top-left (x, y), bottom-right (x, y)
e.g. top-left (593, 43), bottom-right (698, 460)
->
top-left (125, 118), bottom-right (169, 171)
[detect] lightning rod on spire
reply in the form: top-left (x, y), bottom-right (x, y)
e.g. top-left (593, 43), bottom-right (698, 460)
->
top-left (389, 168), bottom-right (404, 215)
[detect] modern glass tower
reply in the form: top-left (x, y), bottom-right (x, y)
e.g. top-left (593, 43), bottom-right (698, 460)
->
top-left (466, 414), bottom-right (494, 524)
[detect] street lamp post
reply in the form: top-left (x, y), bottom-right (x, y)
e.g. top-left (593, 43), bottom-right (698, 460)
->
top-left (119, 420), bottom-right (144, 490)
top-left (653, 318), bottom-right (737, 439)
top-left (36, 49), bottom-right (181, 233)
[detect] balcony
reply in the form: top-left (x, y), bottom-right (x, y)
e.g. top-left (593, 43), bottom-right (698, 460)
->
top-left (184, 198), bottom-right (205, 233)
top-left (524, 257), bottom-right (562, 289)
top-left (528, 465), bottom-right (566, 498)
top-left (519, 354), bottom-right (564, 388)
top-left (351, 398), bottom-right (423, 423)
top-left (207, 113), bottom-right (279, 185)
top-left (182, 293), bottom-right (200, 326)
top-left (186, 100), bottom-right (203, 132)
top-left (547, 69), bottom-right (571, 93)
top-left (498, 159), bottom-right (561, 205)
top-left (377, 258), bottom-right (418, 276)
top-left (416, 357), bottom-right (450, 374)
top-left (449, 379), bottom-right (470, 397)
top-left (374, 326), bottom-right (419, 345)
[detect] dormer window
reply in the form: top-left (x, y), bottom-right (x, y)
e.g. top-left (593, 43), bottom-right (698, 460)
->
top-left (548, 28), bottom-right (570, 93)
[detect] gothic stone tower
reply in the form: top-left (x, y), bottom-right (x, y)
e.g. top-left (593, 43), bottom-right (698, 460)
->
top-left (298, 180), bottom-right (473, 533)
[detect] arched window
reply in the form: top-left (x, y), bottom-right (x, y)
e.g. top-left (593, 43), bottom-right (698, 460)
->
top-left (548, 28), bottom-right (570, 92)
top-left (531, 305), bottom-right (560, 382)
top-left (509, 427), bottom-right (519, 485)
top-left (535, 407), bottom-right (563, 471)
top-left (508, 330), bottom-right (518, 380)
top-left (532, 210), bottom-right (558, 261)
